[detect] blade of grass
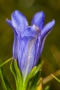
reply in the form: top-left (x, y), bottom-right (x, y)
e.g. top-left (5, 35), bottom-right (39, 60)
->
top-left (51, 74), bottom-right (60, 83)
top-left (0, 57), bottom-right (12, 68)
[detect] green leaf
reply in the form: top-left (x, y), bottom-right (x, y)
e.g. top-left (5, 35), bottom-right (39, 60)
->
top-left (14, 60), bottom-right (23, 88)
top-left (10, 60), bottom-right (16, 81)
top-left (34, 62), bottom-right (43, 75)
top-left (45, 86), bottom-right (50, 90)
top-left (0, 68), bottom-right (12, 90)
top-left (10, 60), bottom-right (23, 90)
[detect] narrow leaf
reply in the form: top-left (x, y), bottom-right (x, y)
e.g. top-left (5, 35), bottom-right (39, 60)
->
top-left (45, 86), bottom-right (50, 90)
top-left (0, 68), bottom-right (12, 90)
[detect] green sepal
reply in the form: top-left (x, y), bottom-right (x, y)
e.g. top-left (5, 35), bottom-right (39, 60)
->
top-left (10, 60), bottom-right (43, 90)
top-left (0, 68), bottom-right (12, 90)
top-left (10, 60), bottom-right (23, 90)
top-left (24, 61), bottom-right (44, 90)
top-left (26, 61), bottom-right (43, 82)
top-left (45, 86), bottom-right (50, 90)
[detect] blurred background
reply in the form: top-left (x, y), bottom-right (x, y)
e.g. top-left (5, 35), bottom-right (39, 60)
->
top-left (0, 0), bottom-right (60, 90)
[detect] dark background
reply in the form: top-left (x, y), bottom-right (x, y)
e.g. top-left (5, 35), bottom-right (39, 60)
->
top-left (0, 0), bottom-right (60, 90)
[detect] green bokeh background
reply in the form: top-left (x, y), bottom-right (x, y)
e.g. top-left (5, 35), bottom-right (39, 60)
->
top-left (0, 0), bottom-right (60, 90)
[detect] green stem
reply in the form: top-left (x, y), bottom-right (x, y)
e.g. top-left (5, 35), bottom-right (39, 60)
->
top-left (51, 74), bottom-right (60, 83)
top-left (16, 82), bottom-right (27, 90)
top-left (0, 57), bottom-right (12, 68)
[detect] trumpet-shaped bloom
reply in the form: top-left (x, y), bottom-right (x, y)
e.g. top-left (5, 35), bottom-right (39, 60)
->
top-left (6, 10), bottom-right (55, 77)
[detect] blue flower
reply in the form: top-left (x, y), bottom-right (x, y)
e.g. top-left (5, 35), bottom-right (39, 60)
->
top-left (6, 10), bottom-right (55, 78)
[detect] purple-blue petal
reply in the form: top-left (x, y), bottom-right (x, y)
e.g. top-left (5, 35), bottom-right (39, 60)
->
top-left (41, 19), bottom-right (55, 38)
top-left (11, 10), bottom-right (28, 35)
top-left (33, 20), bottom-right (55, 66)
top-left (13, 33), bottom-right (17, 59)
top-left (6, 19), bottom-right (18, 59)
top-left (6, 19), bottom-right (17, 36)
top-left (33, 36), bottom-right (41, 66)
top-left (31, 11), bottom-right (45, 29)
top-left (17, 26), bottom-right (40, 77)
top-left (22, 25), bottom-right (40, 38)
top-left (6, 19), bottom-right (13, 28)
top-left (17, 36), bottom-right (36, 78)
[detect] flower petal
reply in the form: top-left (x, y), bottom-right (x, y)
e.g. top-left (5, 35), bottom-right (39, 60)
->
top-left (11, 10), bottom-right (28, 35)
top-left (31, 11), bottom-right (45, 29)
top-left (22, 25), bottom-right (40, 38)
top-left (13, 33), bottom-right (18, 59)
top-left (6, 19), bottom-right (13, 28)
top-left (34, 20), bottom-right (55, 64)
top-left (41, 19), bottom-right (55, 38)
top-left (17, 36), bottom-right (36, 78)
top-left (6, 19), bottom-right (17, 35)
top-left (17, 25), bottom-right (40, 77)
top-left (6, 19), bottom-right (18, 59)
top-left (33, 20), bottom-right (55, 66)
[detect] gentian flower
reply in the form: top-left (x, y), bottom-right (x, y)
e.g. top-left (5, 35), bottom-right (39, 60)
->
top-left (6, 10), bottom-right (55, 78)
